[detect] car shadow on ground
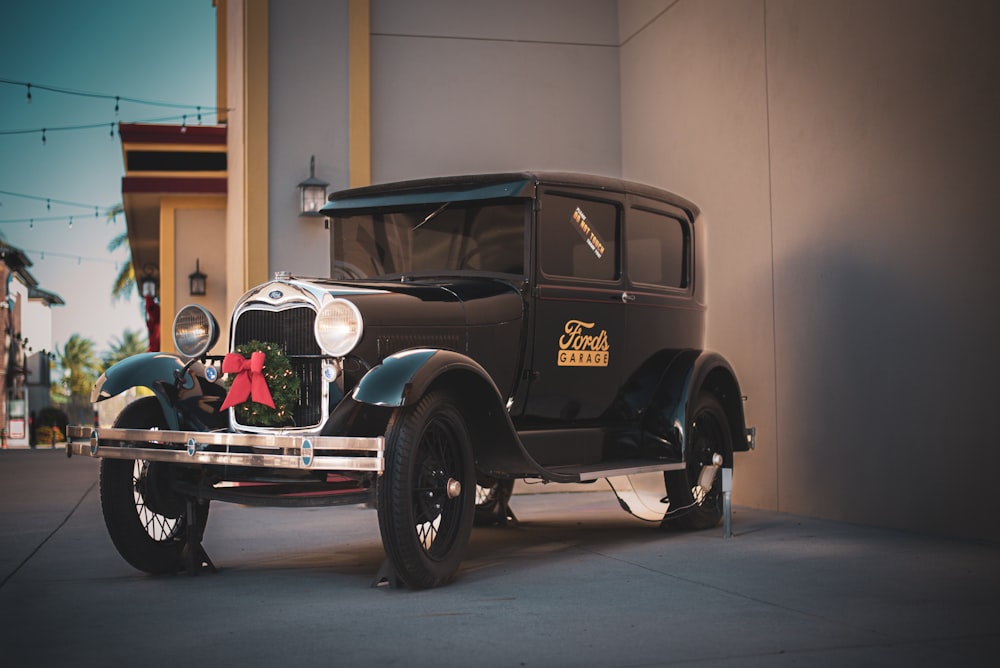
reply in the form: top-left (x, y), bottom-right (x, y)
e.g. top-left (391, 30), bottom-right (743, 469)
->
top-left (196, 492), bottom-right (735, 588)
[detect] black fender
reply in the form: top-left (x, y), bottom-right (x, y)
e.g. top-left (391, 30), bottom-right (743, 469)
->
top-left (642, 350), bottom-right (750, 466)
top-left (347, 349), bottom-right (563, 480)
top-left (91, 352), bottom-right (227, 431)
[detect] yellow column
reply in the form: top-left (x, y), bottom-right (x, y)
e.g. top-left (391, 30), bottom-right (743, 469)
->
top-left (244, 0), bottom-right (269, 287)
top-left (349, 0), bottom-right (371, 188)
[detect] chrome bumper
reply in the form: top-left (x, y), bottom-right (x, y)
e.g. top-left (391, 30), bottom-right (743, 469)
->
top-left (65, 425), bottom-right (384, 472)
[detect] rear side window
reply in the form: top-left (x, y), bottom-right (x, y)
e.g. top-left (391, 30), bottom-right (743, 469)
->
top-left (539, 193), bottom-right (619, 281)
top-left (627, 207), bottom-right (688, 289)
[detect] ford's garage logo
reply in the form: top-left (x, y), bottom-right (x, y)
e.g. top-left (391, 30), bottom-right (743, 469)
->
top-left (558, 319), bottom-right (610, 367)
top-left (268, 290), bottom-right (283, 300)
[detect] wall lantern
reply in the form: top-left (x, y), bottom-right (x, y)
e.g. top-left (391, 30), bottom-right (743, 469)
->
top-left (189, 259), bottom-right (207, 296)
top-left (298, 155), bottom-right (329, 216)
top-left (141, 263), bottom-right (158, 297)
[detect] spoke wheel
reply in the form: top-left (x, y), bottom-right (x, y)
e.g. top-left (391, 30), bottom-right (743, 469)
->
top-left (662, 393), bottom-right (731, 531)
top-left (377, 391), bottom-right (474, 589)
top-left (99, 397), bottom-right (209, 574)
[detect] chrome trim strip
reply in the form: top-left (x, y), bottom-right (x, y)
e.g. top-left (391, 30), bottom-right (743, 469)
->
top-left (550, 462), bottom-right (687, 482)
top-left (66, 425), bottom-right (383, 472)
top-left (574, 462), bottom-right (687, 482)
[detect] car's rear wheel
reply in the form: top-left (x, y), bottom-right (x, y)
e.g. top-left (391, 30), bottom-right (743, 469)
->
top-left (662, 393), bottom-right (730, 531)
top-left (99, 397), bottom-right (209, 574)
top-left (377, 391), bottom-right (475, 589)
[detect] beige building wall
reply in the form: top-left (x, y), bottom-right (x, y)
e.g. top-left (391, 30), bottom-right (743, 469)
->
top-left (172, 205), bottom-right (228, 355)
top-left (369, 0), bottom-right (622, 182)
top-left (620, 0), bottom-right (1000, 541)
top-left (267, 0), bottom-right (351, 278)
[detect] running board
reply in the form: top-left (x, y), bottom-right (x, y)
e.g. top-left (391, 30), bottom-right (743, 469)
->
top-left (545, 459), bottom-right (687, 482)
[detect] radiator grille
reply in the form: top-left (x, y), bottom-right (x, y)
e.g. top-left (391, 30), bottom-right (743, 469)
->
top-left (232, 306), bottom-right (323, 428)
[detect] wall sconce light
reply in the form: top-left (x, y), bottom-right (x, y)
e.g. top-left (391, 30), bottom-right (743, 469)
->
top-left (141, 263), bottom-right (159, 297)
top-left (189, 259), bottom-right (207, 296)
top-left (298, 155), bottom-right (329, 216)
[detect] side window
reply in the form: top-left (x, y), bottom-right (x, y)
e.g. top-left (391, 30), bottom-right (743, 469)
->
top-left (539, 193), bottom-right (619, 281)
top-left (627, 207), bottom-right (688, 289)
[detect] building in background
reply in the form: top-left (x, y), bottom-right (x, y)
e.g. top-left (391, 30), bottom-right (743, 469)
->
top-left (118, 123), bottom-right (227, 354)
top-left (1, 243), bottom-right (64, 447)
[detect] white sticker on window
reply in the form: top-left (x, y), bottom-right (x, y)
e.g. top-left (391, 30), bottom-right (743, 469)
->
top-left (572, 207), bottom-right (606, 259)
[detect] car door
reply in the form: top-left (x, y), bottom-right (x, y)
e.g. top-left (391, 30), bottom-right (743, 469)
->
top-left (518, 187), bottom-right (629, 465)
top-left (622, 195), bottom-right (703, 370)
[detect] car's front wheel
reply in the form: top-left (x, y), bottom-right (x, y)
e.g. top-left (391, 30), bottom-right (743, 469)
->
top-left (377, 391), bottom-right (475, 588)
top-left (99, 397), bottom-right (209, 574)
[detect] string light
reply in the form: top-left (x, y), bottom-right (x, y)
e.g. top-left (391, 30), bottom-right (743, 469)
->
top-left (0, 215), bottom-right (98, 225)
top-left (0, 213), bottom-right (122, 227)
top-left (0, 190), bottom-right (111, 213)
top-left (19, 247), bottom-right (121, 266)
top-left (0, 113), bottom-right (222, 140)
top-left (1, 78), bottom-right (226, 114)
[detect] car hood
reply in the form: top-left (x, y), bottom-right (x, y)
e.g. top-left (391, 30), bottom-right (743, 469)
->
top-left (238, 275), bottom-right (523, 328)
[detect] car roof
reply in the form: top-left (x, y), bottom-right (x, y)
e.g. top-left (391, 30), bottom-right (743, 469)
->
top-left (321, 171), bottom-right (699, 219)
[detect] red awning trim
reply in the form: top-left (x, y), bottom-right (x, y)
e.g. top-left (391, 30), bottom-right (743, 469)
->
top-left (119, 122), bottom-right (226, 146)
top-left (122, 176), bottom-right (227, 194)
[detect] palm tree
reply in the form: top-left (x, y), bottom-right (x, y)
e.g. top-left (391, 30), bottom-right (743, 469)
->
top-left (106, 203), bottom-right (135, 301)
top-left (57, 334), bottom-right (101, 398)
top-left (102, 329), bottom-right (148, 369)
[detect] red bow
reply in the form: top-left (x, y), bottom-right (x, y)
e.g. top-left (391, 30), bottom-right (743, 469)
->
top-left (220, 351), bottom-right (275, 411)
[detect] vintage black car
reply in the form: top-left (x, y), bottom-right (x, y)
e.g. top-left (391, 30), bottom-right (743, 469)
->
top-left (68, 172), bottom-right (754, 589)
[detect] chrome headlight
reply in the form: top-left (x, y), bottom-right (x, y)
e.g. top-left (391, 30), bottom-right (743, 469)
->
top-left (314, 298), bottom-right (363, 357)
top-left (173, 304), bottom-right (220, 359)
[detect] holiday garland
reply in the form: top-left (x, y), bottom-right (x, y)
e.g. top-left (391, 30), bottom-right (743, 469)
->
top-left (224, 340), bottom-right (301, 426)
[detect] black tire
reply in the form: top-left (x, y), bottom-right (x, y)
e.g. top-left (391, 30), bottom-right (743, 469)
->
top-left (99, 397), bottom-right (209, 574)
top-left (662, 393), bottom-right (731, 531)
top-left (377, 391), bottom-right (475, 589)
top-left (474, 477), bottom-right (515, 527)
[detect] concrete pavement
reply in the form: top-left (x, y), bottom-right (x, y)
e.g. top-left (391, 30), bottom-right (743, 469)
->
top-left (1, 448), bottom-right (997, 667)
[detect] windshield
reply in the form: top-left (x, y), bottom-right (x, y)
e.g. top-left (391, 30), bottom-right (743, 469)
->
top-left (330, 201), bottom-right (528, 279)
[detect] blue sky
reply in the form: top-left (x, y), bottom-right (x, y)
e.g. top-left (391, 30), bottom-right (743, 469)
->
top-left (0, 0), bottom-right (217, 356)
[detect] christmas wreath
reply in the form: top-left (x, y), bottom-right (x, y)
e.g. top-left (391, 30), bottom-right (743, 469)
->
top-left (223, 340), bottom-right (301, 426)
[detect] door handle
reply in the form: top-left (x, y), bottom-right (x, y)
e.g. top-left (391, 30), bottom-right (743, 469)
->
top-left (621, 292), bottom-right (636, 303)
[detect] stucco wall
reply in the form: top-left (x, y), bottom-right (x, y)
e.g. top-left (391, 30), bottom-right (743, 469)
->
top-left (174, 206), bottom-right (228, 355)
top-left (267, 0), bottom-right (351, 278)
top-left (621, 0), bottom-right (1000, 541)
top-left (369, 0), bottom-right (622, 182)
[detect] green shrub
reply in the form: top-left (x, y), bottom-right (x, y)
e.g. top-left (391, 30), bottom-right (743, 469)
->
top-left (36, 425), bottom-right (65, 444)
